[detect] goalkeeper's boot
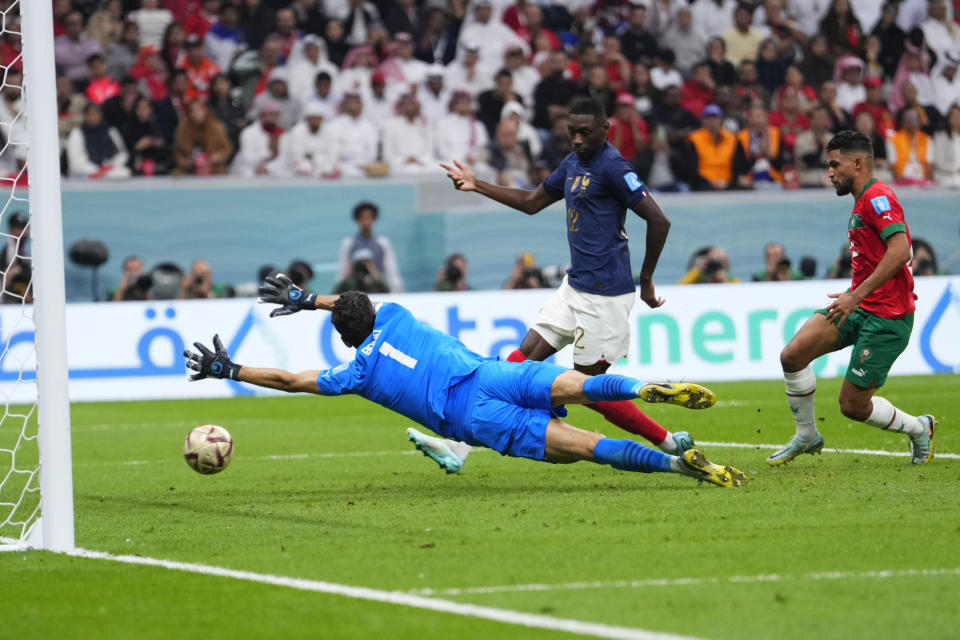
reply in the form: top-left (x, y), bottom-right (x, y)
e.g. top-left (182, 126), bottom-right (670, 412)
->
top-left (909, 415), bottom-right (936, 465)
top-left (766, 433), bottom-right (825, 466)
top-left (671, 431), bottom-right (695, 455)
top-left (677, 449), bottom-right (746, 488)
top-left (407, 427), bottom-right (464, 474)
top-left (639, 383), bottom-right (716, 409)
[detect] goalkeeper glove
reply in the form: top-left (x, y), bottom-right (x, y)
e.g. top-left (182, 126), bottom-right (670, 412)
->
top-left (258, 272), bottom-right (316, 317)
top-left (183, 334), bottom-right (241, 381)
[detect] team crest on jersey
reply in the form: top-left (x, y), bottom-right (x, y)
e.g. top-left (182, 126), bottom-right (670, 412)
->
top-left (860, 348), bottom-right (871, 364)
top-left (571, 174), bottom-right (590, 197)
top-left (870, 195), bottom-right (891, 214)
top-left (623, 172), bottom-right (642, 191)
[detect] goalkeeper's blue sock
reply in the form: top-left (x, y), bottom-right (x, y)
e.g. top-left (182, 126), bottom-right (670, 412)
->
top-left (582, 375), bottom-right (643, 402)
top-left (592, 437), bottom-right (672, 473)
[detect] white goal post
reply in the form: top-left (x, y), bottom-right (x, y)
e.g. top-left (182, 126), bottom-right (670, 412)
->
top-left (0, 0), bottom-right (74, 552)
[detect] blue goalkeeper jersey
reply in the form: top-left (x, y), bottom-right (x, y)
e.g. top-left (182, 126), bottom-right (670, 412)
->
top-left (315, 302), bottom-right (490, 431)
top-left (542, 141), bottom-right (648, 296)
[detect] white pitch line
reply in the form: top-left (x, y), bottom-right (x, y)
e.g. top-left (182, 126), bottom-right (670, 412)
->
top-left (60, 548), bottom-right (702, 640)
top-left (79, 440), bottom-right (958, 467)
top-left (74, 449), bottom-right (428, 467)
top-left (697, 441), bottom-right (960, 460)
top-left (409, 568), bottom-right (960, 597)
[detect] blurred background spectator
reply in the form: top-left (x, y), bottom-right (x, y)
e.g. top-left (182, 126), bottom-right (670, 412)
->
top-left (336, 201), bottom-right (404, 293)
top-left (173, 99), bottom-right (232, 175)
top-left (66, 103), bottom-right (131, 178)
top-left (434, 253), bottom-right (470, 292)
top-left (752, 242), bottom-right (801, 281)
top-left (912, 238), bottom-right (940, 275)
top-left (110, 255), bottom-right (152, 301)
top-left (679, 246), bottom-right (738, 284)
top-left (933, 104), bottom-right (960, 188)
top-left (503, 252), bottom-right (548, 289)
top-left (6, 0), bottom-right (959, 200)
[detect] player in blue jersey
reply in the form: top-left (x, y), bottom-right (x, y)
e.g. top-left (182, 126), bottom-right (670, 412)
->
top-left (183, 277), bottom-right (746, 487)
top-left (434, 97), bottom-right (704, 471)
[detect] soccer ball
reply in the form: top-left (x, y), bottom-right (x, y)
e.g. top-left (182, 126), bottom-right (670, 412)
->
top-left (183, 425), bottom-right (234, 474)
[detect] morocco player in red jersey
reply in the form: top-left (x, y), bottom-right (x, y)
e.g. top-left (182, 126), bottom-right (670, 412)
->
top-left (768, 130), bottom-right (936, 466)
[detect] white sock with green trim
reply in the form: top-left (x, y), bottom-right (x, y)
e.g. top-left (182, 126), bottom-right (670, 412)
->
top-left (784, 366), bottom-right (818, 440)
top-left (864, 396), bottom-right (924, 437)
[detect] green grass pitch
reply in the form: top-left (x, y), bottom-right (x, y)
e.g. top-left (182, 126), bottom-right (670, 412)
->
top-left (2, 375), bottom-right (958, 639)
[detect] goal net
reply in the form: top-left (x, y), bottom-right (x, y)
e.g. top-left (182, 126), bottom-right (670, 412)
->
top-left (0, 0), bottom-right (74, 552)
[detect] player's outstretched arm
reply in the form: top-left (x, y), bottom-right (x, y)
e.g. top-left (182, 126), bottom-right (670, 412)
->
top-left (630, 195), bottom-right (671, 308)
top-left (440, 160), bottom-right (558, 215)
top-left (183, 334), bottom-right (323, 394)
top-left (259, 272), bottom-right (340, 315)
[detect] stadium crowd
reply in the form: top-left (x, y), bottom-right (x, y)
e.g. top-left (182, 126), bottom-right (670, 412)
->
top-left (3, 0), bottom-right (960, 189)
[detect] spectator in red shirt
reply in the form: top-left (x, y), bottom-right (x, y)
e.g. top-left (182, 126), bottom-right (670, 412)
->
top-left (681, 62), bottom-right (715, 120)
top-left (774, 65), bottom-right (817, 113)
top-left (601, 34), bottom-right (632, 93)
top-left (130, 46), bottom-right (170, 100)
top-left (734, 60), bottom-right (767, 114)
top-left (513, 4), bottom-right (561, 52)
top-left (607, 91), bottom-right (652, 179)
top-left (769, 86), bottom-right (810, 154)
top-left (85, 54), bottom-right (121, 105)
top-left (184, 0), bottom-right (221, 37)
top-left (179, 34), bottom-right (220, 101)
top-left (853, 75), bottom-right (896, 139)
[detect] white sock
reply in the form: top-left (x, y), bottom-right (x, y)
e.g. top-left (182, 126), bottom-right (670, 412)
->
top-left (784, 366), bottom-right (818, 440)
top-left (446, 441), bottom-right (473, 460)
top-left (659, 432), bottom-right (677, 454)
top-left (864, 396), bottom-right (924, 437)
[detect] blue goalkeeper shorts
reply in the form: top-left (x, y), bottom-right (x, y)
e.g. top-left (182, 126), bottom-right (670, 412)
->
top-left (440, 360), bottom-right (567, 461)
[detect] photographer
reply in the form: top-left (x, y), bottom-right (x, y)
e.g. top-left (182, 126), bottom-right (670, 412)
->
top-left (179, 259), bottom-right (219, 299)
top-left (0, 212), bottom-right (31, 303)
top-left (435, 254), bottom-right (470, 292)
top-left (335, 201), bottom-right (405, 293)
top-left (333, 248), bottom-right (389, 294)
top-left (111, 255), bottom-right (152, 301)
top-left (679, 246), bottom-right (739, 284)
top-left (912, 238), bottom-right (939, 276)
top-left (503, 253), bottom-right (550, 289)
top-left (752, 242), bottom-right (801, 281)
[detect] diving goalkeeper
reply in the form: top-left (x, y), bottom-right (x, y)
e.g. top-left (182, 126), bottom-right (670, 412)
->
top-left (183, 274), bottom-right (745, 487)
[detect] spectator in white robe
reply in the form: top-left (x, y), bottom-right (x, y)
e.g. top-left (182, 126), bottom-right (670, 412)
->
top-left (457, 0), bottom-right (529, 75)
top-left (329, 92), bottom-right (380, 177)
top-left (503, 46), bottom-right (539, 111)
top-left (288, 35), bottom-right (340, 102)
top-left (435, 90), bottom-right (490, 168)
top-left (932, 52), bottom-right (960, 117)
top-left (383, 93), bottom-right (435, 174)
top-left (445, 41), bottom-right (494, 97)
top-left (232, 100), bottom-right (285, 177)
top-left (921, 0), bottom-right (960, 60)
top-left (279, 101), bottom-right (340, 178)
top-left (419, 65), bottom-right (451, 127)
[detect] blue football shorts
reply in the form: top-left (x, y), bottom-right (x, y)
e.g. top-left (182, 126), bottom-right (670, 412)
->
top-left (442, 360), bottom-right (568, 461)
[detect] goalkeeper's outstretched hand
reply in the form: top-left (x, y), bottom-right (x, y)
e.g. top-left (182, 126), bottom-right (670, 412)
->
top-left (258, 272), bottom-right (316, 317)
top-left (183, 334), bottom-right (241, 381)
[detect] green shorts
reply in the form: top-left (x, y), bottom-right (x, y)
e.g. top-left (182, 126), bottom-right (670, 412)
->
top-left (815, 307), bottom-right (913, 389)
